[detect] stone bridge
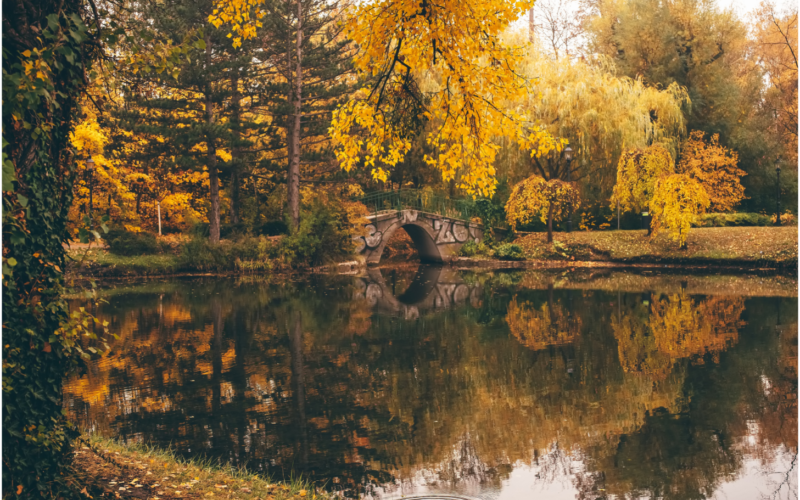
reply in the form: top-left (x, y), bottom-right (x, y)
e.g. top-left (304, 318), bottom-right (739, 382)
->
top-left (354, 210), bottom-right (484, 264)
top-left (353, 265), bottom-right (483, 320)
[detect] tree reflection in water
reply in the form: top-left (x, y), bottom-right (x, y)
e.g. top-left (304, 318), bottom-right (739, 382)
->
top-left (64, 269), bottom-right (798, 499)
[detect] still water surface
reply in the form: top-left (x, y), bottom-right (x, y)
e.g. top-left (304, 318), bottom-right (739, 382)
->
top-left (65, 267), bottom-right (798, 499)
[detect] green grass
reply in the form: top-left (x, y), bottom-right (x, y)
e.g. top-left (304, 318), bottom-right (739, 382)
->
top-left (68, 248), bottom-right (180, 277)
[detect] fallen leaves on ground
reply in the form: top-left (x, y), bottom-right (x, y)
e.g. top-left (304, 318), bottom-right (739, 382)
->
top-left (515, 226), bottom-right (798, 266)
top-left (71, 439), bottom-right (321, 500)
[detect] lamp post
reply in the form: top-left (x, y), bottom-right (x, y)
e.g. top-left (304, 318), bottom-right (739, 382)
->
top-left (775, 155), bottom-right (782, 226)
top-left (86, 156), bottom-right (96, 224)
top-left (564, 146), bottom-right (573, 233)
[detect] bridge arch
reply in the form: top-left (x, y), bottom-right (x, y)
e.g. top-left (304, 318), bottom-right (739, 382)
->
top-left (356, 209), bottom-right (484, 265)
top-left (370, 220), bottom-right (443, 263)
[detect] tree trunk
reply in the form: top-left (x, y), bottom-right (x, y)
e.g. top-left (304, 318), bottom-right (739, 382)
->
top-left (230, 73), bottom-right (241, 224)
top-left (547, 204), bottom-right (554, 243)
top-left (286, 0), bottom-right (303, 229)
top-left (528, 7), bottom-right (534, 44)
top-left (206, 33), bottom-right (221, 244)
top-left (209, 152), bottom-right (221, 243)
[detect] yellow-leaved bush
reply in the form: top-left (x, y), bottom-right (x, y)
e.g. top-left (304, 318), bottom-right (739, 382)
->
top-left (612, 133), bottom-right (746, 247)
top-left (649, 174), bottom-right (710, 247)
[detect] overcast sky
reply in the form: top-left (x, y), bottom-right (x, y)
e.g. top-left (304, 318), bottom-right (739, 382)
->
top-left (720, 0), bottom-right (796, 16)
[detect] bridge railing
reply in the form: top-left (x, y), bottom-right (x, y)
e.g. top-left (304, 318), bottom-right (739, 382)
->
top-left (356, 189), bottom-right (477, 222)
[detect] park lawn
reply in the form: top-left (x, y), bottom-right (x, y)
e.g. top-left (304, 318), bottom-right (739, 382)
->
top-left (515, 226), bottom-right (798, 267)
top-left (72, 434), bottom-right (324, 500)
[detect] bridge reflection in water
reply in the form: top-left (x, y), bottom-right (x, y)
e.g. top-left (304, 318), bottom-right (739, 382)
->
top-left (354, 265), bottom-right (483, 319)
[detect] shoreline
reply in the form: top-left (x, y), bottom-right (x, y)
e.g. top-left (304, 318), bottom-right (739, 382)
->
top-left (72, 434), bottom-right (323, 500)
top-left (66, 255), bottom-right (797, 282)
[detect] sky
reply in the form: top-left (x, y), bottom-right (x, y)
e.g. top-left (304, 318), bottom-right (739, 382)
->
top-left (720, 0), bottom-right (796, 16)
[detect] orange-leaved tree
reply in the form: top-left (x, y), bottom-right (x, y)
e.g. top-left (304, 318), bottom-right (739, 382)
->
top-left (506, 175), bottom-right (580, 242)
top-left (677, 130), bottom-right (747, 212)
top-left (649, 174), bottom-right (710, 248)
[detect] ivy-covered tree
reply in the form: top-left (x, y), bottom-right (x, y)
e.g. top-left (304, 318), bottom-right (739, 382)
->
top-left (2, 0), bottom-right (105, 495)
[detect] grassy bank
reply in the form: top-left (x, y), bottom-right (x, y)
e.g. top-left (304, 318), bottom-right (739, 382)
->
top-left (73, 434), bottom-right (324, 500)
top-left (514, 226), bottom-right (798, 269)
top-left (68, 248), bottom-right (182, 277)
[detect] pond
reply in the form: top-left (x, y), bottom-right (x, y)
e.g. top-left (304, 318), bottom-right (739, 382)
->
top-left (65, 267), bottom-right (798, 500)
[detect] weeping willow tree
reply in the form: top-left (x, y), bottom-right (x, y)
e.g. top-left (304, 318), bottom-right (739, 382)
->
top-left (497, 33), bottom-right (689, 202)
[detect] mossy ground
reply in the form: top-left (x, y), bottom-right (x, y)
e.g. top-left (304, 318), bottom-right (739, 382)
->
top-left (72, 434), bottom-right (326, 500)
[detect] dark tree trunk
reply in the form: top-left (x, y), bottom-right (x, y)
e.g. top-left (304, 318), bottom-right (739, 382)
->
top-left (230, 169), bottom-right (240, 224)
top-left (547, 204), bottom-right (554, 243)
top-left (206, 33), bottom-right (220, 243)
top-left (230, 74), bottom-right (241, 224)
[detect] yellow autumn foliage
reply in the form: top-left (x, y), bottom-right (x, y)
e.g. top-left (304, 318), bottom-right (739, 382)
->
top-left (650, 293), bottom-right (744, 364)
top-left (610, 145), bottom-right (675, 214)
top-left (325, 0), bottom-right (545, 197)
top-left (650, 174), bottom-right (710, 247)
top-left (677, 130), bottom-right (747, 212)
top-left (68, 113), bottom-right (208, 234)
top-left (505, 175), bottom-right (579, 238)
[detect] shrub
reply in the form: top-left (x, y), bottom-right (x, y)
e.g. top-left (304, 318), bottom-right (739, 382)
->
top-left (187, 222), bottom-right (250, 239)
top-left (279, 201), bottom-right (355, 267)
top-left (177, 235), bottom-right (275, 272)
top-left (106, 228), bottom-right (161, 256)
top-left (188, 222), bottom-right (210, 238)
top-left (256, 220), bottom-right (289, 236)
top-left (495, 243), bottom-right (525, 261)
top-left (220, 222), bottom-right (249, 239)
top-left (459, 240), bottom-right (491, 257)
top-left (694, 212), bottom-right (772, 227)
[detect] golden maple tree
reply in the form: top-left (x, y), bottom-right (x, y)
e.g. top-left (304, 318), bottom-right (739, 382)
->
top-left (505, 175), bottom-right (579, 242)
top-left (677, 130), bottom-right (747, 212)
